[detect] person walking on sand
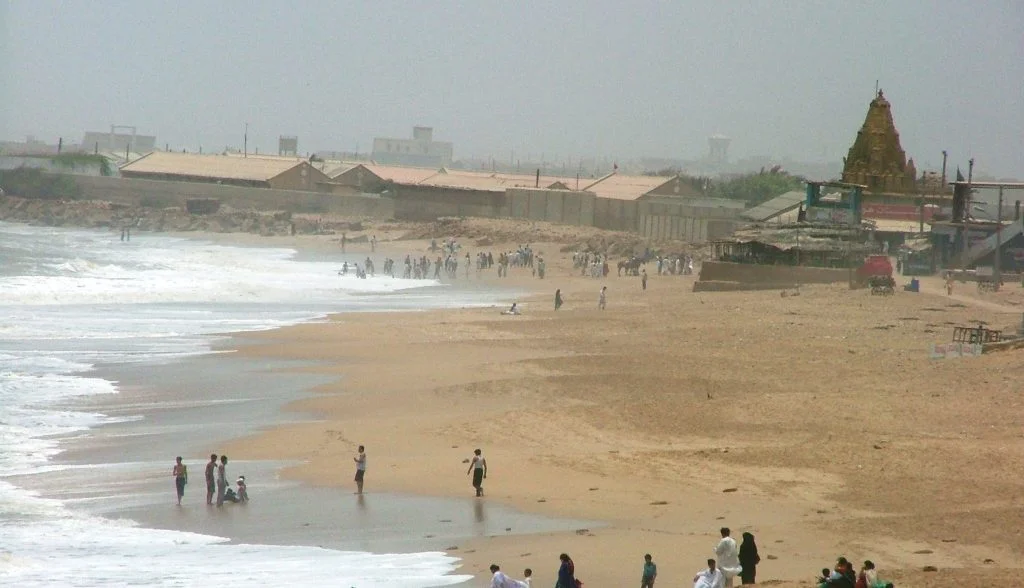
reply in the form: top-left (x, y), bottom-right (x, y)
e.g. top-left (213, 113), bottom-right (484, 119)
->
top-left (354, 445), bottom-right (367, 494)
top-left (715, 527), bottom-right (742, 588)
top-left (215, 455), bottom-right (228, 507)
top-left (205, 453), bottom-right (218, 505)
top-left (467, 448), bottom-right (487, 497)
top-left (641, 269), bottom-right (648, 291)
top-left (738, 532), bottom-right (760, 585)
top-left (598, 286), bottom-right (607, 310)
top-left (172, 456), bottom-right (188, 506)
top-left (554, 289), bottom-right (563, 311)
top-left (641, 553), bottom-right (657, 587)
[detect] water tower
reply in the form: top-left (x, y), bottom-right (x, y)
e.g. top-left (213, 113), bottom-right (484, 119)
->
top-left (708, 134), bottom-right (730, 164)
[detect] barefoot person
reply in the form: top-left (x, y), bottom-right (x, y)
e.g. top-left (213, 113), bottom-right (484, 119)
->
top-left (215, 455), bottom-right (228, 507)
top-left (204, 454), bottom-right (218, 505)
top-left (467, 448), bottom-right (487, 497)
top-left (354, 445), bottom-right (367, 494)
top-left (172, 456), bottom-right (187, 506)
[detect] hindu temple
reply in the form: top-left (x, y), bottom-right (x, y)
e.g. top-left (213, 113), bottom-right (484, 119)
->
top-left (841, 90), bottom-right (946, 198)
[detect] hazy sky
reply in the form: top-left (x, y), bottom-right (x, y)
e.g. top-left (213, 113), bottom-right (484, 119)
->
top-left (2, 1), bottom-right (1021, 176)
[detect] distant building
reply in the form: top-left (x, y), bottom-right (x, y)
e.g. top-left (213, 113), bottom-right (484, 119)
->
top-left (120, 151), bottom-right (329, 191)
top-left (708, 135), bottom-right (730, 164)
top-left (279, 136), bottom-right (298, 157)
top-left (82, 126), bottom-right (156, 154)
top-left (841, 90), bottom-right (918, 195)
top-left (371, 127), bottom-right (453, 167)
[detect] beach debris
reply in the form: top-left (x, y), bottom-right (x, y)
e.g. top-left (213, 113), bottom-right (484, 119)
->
top-left (722, 487), bottom-right (738, 493)
top-left (914, 549), bottom-right (933, 554)
top-left (650, 500), bottom-right (669, 506)
top-left (766, 555), bottom-right (778, 560)
top-left (445, 546), bottom-right (458, 551)
top-left (462, 458), bottom-right (470, 463)
top-left (922, 566), bottom-right (938, 572)
top-left (537, 499), bottom-right (547, 503)
top-left (505, 527), bottom-right (512, 532)
top-left (588, 487), bottom-right (599, 491)
top-left (941, 538), bottom-right (957, 543)
top-left (984, 558), bottom-right (996, 564)
top-left (574, 529), bottom-right (594, 536)
top-left (439, 519), bottom-right (452, 523)
top-left (520, 553), bottom-right (531, 557)
top-left (424, 534), bottom-right (434, 538)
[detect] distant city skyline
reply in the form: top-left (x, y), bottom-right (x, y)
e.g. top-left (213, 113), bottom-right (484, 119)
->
top-left (1, 1), bottom-right (1021, 178)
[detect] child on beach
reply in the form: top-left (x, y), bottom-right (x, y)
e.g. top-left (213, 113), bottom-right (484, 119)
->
top-left (641, 554), bottom-right (657, 588)
top-left (172, 456), bottom-right (187, 506)
top-left (467, 449), bottom-right (487, 497)
top-left (236, 476), bottom-right (248, 502)
top-left (523, 568), bottom-right (532, 587)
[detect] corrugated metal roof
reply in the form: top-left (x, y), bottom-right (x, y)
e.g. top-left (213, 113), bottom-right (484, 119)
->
top-left (323, 162), bottom-right (359, 178)
top-left (120, 152), bottom-right (307, 182)
top-left (740, 190), bottom-right (805, 221)
top-left (582, 173), bottom-right (672, 201)
top-left (363, 164), bottom-right (440, 185)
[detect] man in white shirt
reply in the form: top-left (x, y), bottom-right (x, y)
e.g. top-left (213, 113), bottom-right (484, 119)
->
top-left (715, 527), bottom-right (742, 587)
top-left (489, 564), bottom-right (527, 588)
top-left (694, 558), bottom-right (725, 588)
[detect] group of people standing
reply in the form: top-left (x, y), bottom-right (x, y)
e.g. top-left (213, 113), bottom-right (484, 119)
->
top-left (695, 527), bottom-right (760, 587)
top-left (488, 530), bottom-right (760, 588)
top-left (171, 453), bottom-right (247, 507)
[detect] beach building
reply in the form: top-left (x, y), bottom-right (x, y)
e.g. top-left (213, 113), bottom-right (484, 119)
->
top-left (371, 127), bottom-right (453, 168)
top-left (82, 126), bottom-right (156, 154)
top-left (120, 152), bottom-right (329, 191)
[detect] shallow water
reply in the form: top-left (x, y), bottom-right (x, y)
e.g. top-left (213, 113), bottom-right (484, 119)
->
top-left (0, 222), bottom-right (530, 586)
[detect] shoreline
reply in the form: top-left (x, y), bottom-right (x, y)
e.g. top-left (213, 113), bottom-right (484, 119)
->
top-left (217, 236), bottom-right (1024, 588)
top-left (11, 220), bottom-right (1024, 587)
top-left (23, 230), bottom-right (588, 585)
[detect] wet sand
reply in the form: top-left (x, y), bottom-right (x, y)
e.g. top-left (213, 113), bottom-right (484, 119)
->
top-left (28, 223), bottom-right (1024, 588)
top-left (216, 234), bottom-right (1024, 588)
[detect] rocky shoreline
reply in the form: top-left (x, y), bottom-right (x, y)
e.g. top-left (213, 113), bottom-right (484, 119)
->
top-left (0, 195), bottom-right (353, 236)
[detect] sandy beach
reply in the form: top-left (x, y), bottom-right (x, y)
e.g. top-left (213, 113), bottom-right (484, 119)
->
top-left (204, 227), bottom-right (1024, 588)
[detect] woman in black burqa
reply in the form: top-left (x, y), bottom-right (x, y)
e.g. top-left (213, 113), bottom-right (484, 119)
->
top-left (739, 531), bottom-right (760, 584)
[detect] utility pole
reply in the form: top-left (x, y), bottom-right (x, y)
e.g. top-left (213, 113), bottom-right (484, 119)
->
top-left (995, 185), bottom-right (1004, 288)
top-left (244, 122), bottom-right (249, 158)
top-left (941, 150), bottom-right (948, 189)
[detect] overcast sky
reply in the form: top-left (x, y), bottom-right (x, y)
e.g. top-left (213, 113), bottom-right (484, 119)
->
top-left (1, 1), bottom-right (1021, 176)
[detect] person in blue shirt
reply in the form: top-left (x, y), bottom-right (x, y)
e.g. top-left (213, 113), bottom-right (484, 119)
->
top-left (641, 553), bottom-right (657, 587)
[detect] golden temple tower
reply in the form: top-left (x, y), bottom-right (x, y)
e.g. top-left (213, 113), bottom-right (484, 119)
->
top-left (841, 90), bottom-right (918, 194)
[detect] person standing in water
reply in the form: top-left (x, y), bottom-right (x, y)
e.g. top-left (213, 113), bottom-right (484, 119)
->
top-left (216, 455), bottom-right (228, 507)
top-left (172, 456), bottom-right (188, 506)
top-left (354, 445), bottom-right (367, 494)
top-left (204, 453), bottom-right (218, 505)
top-left (467, 448), bottom-right (487, 497)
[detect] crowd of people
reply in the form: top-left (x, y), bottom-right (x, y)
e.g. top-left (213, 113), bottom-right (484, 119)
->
top-left (488, 528), bottom-right (775, 588)
top-left (818, 557), bottom-right (893, 588)
top-left (171, 453), bottom-right (248, 507)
